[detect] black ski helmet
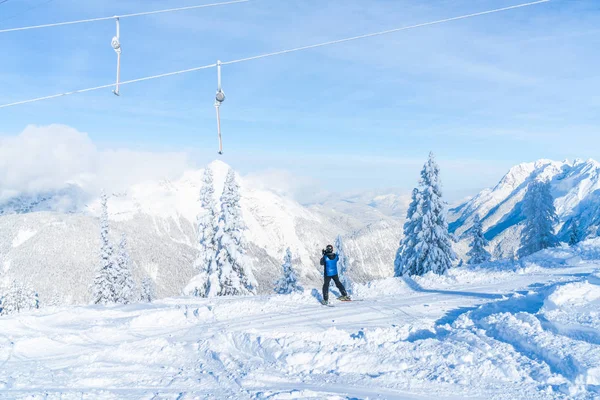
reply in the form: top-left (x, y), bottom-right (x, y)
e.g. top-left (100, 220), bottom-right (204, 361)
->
top-left (326, 244), bottom-right (334, 253)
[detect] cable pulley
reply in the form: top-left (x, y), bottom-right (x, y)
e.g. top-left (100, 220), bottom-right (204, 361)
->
top-left (215, 60), bottom-right (225, 155)
top-left (111, 17), bottom-right (122, 96)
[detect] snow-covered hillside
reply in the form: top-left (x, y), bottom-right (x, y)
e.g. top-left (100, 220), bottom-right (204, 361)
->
top-left (2, 241), bottom-right (600, 399)
top-left (449, 158), bottom-right (600, 259)
top-left (0, 161), bottom-right (402, 304)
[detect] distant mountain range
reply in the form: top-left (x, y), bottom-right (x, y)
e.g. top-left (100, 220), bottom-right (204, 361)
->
top-left (449, 158), bottom-right (600, 259)
top-left (0, 160), bottom-right (403, 304)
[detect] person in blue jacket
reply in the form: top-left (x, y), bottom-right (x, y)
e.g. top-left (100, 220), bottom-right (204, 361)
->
top-left (320, 244), bottom-right (350, 304)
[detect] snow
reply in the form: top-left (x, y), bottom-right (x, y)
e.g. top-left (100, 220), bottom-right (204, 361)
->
top-left (449, 158), bottom-right (600, 259)
top-left (3, 244), bottom-right (600, 398)
top-left (11, 228), bottom-right (37, 248)
top-left (544, 281), bottom-right (600, 310)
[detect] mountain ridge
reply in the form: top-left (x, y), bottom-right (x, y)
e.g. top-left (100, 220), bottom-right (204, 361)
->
top-left (450, 158), bottom-right (600, 259)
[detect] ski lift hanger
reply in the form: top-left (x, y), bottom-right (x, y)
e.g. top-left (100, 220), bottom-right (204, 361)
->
top-left (215, 60), bottom-right (226, 155)
top-left (111, 17), bottom-right (122, 96)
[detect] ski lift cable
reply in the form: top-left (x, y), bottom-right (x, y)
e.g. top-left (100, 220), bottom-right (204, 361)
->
top-left (0, 0), bottom-right (250, 34)
top-left (222, 0), bottom-right (550, 66)
top-left (0, 0), bottom-right (550, 109)
top-left (0, 64), bottom-right (218, 109)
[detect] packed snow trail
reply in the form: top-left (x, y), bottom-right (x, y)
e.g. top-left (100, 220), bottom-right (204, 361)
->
top-left (2, 246), bottom-right (600, 399)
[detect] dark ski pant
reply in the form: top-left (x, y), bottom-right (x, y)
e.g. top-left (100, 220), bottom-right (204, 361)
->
top-left (323, 274), bottom-right (347, 301)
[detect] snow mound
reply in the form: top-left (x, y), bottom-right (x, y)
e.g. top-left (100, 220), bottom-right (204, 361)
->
top-left (351, 277), bottom-right (410, 299)
top-left (544, 281), bottom-right (600, 311)
top-left (11, 228), bottom-right (37, 247)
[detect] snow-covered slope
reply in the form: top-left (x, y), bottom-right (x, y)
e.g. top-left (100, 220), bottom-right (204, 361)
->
top-left (449, 158), bottom-right (600, 259)
top-left (2, 241), bottom-right (600, 399)
top-left (0, 160), bottom-right (402, 304)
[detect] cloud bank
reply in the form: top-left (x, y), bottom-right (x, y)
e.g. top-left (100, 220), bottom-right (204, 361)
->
top-left (0, 125), bottom-right (191, 202)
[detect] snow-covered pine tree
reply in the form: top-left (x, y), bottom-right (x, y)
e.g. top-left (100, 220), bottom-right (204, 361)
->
top-left (91, 191), bottom-right (119, 304)
top-left (139, 276), bottom-right (156, 303)
top-left (395, 188), bottom-right (421, 276)
top-left (115, 233), bottom-right (136, 304)
top-left (1, 280), bottom-right (39, 315)
top-left (335, 235), bottom-right (353, 293)
top-left (569, 219), bottom-right (584, 246)
top-left (467, 214), bottom-right (491, 264)
top-left (403, 152), bottom-right (456, 276)
top-left (518, 180), bottom-right (559, 258)
top-left (214, 169), bottom-right (258, 296)
top-left (186, 167), bottom-right (220, 297)
top-left (274, 248), bottom-right (303, 294)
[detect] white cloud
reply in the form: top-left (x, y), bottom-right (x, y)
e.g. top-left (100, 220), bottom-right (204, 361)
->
top-left (243, 169), bottom-right (326, 204)
top-left (0, 125), bottom-right (191, 202)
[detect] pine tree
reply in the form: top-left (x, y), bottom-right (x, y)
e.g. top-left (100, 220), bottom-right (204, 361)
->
top-left (1, 280), bottom-right (39, 316)
top-left (274, 248), bottom-right (303, 294)
top-left (185, 167), bottom-right (220, 297)
top-left (467, 214), bottom-right (491, 264)
top-left (335, 235), bottom-right (353, 293)
top-left (92, 191), bottom-right (119, 305)
top-left (569, 220), bottom-right (584, 246)
top-left (213, 169), bottom-right (258, 296)
top-left (139, 277), bottom-right (156, 303)
top-left (115, 233), bottom-right (136, 304)
top-left (403, 153), bottom-right (456, 276)
top-left (518, 180), bottom-right (559, 258)
top-left (395, 188), bottom-right (421, 276)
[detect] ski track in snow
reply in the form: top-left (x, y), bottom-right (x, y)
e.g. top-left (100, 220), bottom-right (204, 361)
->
top-left (2, 259), bottom-right (600, 399)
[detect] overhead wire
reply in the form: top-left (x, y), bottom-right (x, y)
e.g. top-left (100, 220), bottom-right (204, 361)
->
top-left (222, 0), bottom-right (550, 66)
top-left (0, 0), bottom-right (56, 25)
top-left (0, 0), bottom-right (250, 34)
top-left (0, 0), bottom-right (551, 109)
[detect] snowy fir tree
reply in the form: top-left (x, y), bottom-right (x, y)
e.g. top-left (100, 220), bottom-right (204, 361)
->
top-left (394, 188), bottom-right (421, 276)
top-left (493, 242), bottom-right (504, 260)
top-left (399, 153), bottom-right (456, 276)
top-left (1, 280), bottom-right (39, 316)
top-left (569, 219), bottom-right (584, 246)
top-left (518, 180), bottom-right (559, 258)
top-left (115, 233), bottom-right (136, 304)
top-left (213, 169), bottom-right (258, 296)
top-left (139, 277), bottom-right (156, 303)
top-left (335, 235), bottom-right (353, 293)
top-left (467, 214), bottom-right (491, 265)
top-left (91, 191), bottom-right (120, 305)
top-left (274, 248), bottom-right (303, 294)
top-left (185, 167), bottom-right (221, 297)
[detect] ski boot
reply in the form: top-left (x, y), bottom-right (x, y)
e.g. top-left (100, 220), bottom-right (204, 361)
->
top-left (320, 299), bottom-right (329, 305)
top-left (337, 295), bottom-right (351, 301)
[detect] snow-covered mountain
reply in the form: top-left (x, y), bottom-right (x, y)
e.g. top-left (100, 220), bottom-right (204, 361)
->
top-left (0, 160), bottom-right (402, 304)
top-left (309, 191), bottom-right (410, 224)
top-left (449, 158), bottom-right (600, 259)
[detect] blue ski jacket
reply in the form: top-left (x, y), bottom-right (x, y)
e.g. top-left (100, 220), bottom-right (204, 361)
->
top-left (320, 253), bottom-right (339, 277)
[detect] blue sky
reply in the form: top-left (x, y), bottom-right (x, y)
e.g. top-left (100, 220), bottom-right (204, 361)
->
top-left (1, 0), bottom-right (599, 201)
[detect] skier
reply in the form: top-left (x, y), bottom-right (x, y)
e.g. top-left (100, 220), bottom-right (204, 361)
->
top-left (320, 244), bottom-right (350, 305)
